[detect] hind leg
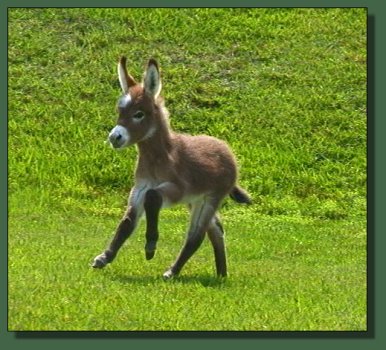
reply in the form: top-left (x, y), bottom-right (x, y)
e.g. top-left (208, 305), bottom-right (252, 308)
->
top-left (207, 215), bottom-right (227, 277)
top-left (163, 197), bottom-right (220, 279)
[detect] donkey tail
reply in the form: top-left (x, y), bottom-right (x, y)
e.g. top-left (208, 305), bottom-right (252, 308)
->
top-left (229, 185), bottom-right (252, 205)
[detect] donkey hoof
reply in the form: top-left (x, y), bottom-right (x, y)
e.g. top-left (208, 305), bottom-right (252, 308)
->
top-left (145, 241), bottom-right (157, 260)
top-left (145, 250), bottom-right (155, 260)
top-left (92, 253), bottom-right (109, 268)
top-left (162, 269), bottom-right (175, 280)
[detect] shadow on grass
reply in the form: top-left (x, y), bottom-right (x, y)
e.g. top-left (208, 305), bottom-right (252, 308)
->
top-left (110, 273), bottom-right (228, 288)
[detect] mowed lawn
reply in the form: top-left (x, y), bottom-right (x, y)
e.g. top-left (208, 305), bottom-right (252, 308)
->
top-left (8, 8), bottom-right (367, 331)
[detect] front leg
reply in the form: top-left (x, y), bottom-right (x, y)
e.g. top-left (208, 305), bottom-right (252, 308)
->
top-left (143, 182), bottom-right (182, 260)
top-left (144, 189), bottom-right (162, 260)
top-left (92, 185), bottom-right (146, 268)
top-left (92, 206), bottom-right (137, 268)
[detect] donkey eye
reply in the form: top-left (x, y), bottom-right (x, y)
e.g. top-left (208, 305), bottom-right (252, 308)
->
top-left (133, 111), bottom-right (145, 120)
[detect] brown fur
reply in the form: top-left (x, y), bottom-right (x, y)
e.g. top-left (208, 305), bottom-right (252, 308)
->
top-left (92, 57), bottom-right (250, 278)
top-left (117, 84), bottom-right (237, 202)
top-left (137, 133), bottom-right (237, 201)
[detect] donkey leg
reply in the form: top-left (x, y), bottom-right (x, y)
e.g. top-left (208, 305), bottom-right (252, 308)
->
top-left (144, 189), bottom-right (162, 260)
top-left (144, 182), bottom-right (182, 260)
top-left (92, 185), bottom-right (146, 268)
top-left (207, 215), bottom-right (227, 277)
top-left (92, 206), bottom-right (139, 268)
top-left (163, 198), bottom-right (219, 279)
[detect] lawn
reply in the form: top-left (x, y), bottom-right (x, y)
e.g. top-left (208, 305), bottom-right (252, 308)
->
top-left (8, 8), bottom-right (367, 331)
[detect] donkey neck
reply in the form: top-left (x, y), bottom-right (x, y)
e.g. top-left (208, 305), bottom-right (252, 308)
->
top-left (136, 121), bottom-right (173, 166)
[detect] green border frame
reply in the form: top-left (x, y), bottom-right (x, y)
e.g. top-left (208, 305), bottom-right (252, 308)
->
top-left (2, 0), bottom-right (384, 349)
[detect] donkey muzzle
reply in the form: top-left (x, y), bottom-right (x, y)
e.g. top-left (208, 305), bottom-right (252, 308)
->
top-left (108, 125), bottom-right (130, 149)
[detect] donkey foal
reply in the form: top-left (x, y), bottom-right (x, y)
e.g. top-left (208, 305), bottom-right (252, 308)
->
top-left (92, 57), bottom-right (251, 279)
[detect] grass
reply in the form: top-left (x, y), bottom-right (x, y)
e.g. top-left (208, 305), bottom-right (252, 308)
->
top-left (9, 190), bottom-right (366, 331)
top-left (8, 8), bottom-right (367, 331)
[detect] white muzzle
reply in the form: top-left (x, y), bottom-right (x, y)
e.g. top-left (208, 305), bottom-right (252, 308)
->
top-left (108, 125), bottom-right (130, 149)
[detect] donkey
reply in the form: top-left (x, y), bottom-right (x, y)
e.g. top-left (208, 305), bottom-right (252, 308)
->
top-left (92, 57), bottom-right (251, 279)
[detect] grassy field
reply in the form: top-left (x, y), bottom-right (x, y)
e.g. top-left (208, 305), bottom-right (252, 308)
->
top-left (8, 8), bottom-right (367, 331)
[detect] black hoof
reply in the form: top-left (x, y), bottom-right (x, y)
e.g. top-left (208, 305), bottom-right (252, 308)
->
top-left (145, 241), bottom-right (157, 260)
top-left (145, 249), bottom-right (155, 260)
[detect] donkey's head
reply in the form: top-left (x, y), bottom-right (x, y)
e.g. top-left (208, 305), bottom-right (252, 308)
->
top-left (108, 57), bottom-right (162, 149)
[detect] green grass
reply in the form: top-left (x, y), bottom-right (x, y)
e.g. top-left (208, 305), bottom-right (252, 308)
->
top-left (8, 8), bottom-right (367, 331)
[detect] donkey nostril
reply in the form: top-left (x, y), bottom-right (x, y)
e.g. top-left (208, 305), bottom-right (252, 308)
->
top-left (108, 126), bottom-right (128, 148)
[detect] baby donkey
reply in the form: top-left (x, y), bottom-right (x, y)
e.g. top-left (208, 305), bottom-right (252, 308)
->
top-left (92, 57), bottom-right (251, 279)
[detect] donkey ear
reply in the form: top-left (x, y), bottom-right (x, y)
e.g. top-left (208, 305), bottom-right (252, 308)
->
top-left (143, 58), bottom-right (162, 99)
top-left (117, 56), bottom-right (137, 93)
